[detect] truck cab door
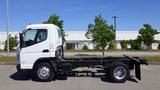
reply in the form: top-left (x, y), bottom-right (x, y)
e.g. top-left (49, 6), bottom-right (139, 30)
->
top-left (20, 29), bottom-right (50, 69)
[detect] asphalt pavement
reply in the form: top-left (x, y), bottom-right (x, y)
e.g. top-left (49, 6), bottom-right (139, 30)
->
top-left (0, 65), bottom-right (160, 90)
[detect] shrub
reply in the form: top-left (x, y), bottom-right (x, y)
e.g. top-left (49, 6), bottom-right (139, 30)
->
top-left (95, 44), bottom-right (100, 50)
top-left (108, 42), bottom-right (115, 50)
top-left (120, 40), bottom-right (128, 49)
top-left (82, 44), bottom-right (88, 50)
top-left (158, 43), bottom-right (160, 50)
top-left (129, 40), bottom-right (141, 50)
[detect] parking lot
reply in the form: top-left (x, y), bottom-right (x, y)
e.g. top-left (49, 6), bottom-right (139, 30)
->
top-left (0, 65), bottom-right (159, 90)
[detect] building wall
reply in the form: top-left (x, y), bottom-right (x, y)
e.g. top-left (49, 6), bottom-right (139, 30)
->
top-left (115, 41), bottom-right (121, 49)
top-left (152, 43), bottom-right (159, 50)
top-left (65, 41), bottom-right (95, 50)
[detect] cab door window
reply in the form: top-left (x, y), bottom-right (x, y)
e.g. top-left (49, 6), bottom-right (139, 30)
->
top-left (23, 29), bottom-right (47, 47)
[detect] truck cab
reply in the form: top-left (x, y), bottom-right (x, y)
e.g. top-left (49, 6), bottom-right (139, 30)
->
top-left (17, 24), bottom-right (62, 70)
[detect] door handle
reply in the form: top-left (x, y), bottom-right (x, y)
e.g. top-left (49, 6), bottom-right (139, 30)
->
top-left (42, 49), bottom-right (49, 53)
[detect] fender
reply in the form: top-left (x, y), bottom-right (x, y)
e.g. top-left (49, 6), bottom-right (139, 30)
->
top-left (33, 57), bottom-right (58, 72)
top-left (49, 57), bottom-right (58, 72)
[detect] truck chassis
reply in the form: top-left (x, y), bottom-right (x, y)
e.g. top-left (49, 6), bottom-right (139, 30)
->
top-left (17, 55), bottom-right (148, 83)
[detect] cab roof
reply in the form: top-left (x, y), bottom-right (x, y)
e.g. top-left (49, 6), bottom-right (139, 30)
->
top-left (25, 24), bottom-right (60, 30)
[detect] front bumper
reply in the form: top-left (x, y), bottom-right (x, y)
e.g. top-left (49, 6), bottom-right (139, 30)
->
top-left (16, 64), bottom-right (22, 72)
top-left (16, 64), bottom-right (30, 72)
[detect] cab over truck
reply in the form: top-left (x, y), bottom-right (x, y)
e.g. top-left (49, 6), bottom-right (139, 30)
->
top-left (16, 24), bottom-right (148, 83)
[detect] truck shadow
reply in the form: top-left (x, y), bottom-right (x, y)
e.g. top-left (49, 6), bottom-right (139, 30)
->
top-left (10, 72), bottom-right (31, 81)
top-left (100, 76), bottom-right (138, 83)
top-left (10, 72), bottom-right (138, 83)
top-left (57, 72), bottom-right (138, 83)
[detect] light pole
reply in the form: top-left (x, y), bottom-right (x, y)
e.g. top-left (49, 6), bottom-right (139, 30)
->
top-left (6, 0), bottom-right (10, 56)
top-left (112, 16), bottom-right (118, 31)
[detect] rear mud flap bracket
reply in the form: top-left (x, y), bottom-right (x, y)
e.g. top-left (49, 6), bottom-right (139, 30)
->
top-left (135, 62), bottom-right (141, 80)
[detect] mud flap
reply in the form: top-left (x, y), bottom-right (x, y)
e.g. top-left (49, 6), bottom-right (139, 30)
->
top-left (135, 62), bottom-right (141, 80)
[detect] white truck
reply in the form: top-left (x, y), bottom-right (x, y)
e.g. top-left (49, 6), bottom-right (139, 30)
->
top-left (16, 24), bottom-right (148, 82)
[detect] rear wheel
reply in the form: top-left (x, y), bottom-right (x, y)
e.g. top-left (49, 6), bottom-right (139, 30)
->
top-left (33, 62), bottom-right (55, 82)
top-left (108, 62), bottom-right (129, 83)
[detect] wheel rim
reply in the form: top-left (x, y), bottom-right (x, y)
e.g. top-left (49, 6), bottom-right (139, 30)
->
top-left (38, 66), bottom-right (50, 79)
top-left (113, 66), bottom-right (127, 80)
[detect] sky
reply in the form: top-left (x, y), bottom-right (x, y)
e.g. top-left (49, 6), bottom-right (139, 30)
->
top-left (0, 0), bottom-right (160, 32)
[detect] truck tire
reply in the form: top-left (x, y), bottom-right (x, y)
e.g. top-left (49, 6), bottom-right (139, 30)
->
top-left (108, 62), bottom-right (129, 83)
top-left (33, 62), bottom-right (55, 82)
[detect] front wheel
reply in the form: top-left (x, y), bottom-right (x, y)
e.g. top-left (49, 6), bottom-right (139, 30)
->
top-left (33, 62), bottom-right (55, 82)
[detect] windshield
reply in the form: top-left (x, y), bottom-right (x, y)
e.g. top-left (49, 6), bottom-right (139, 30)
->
top-left (22, 29), bottom-right (47, 47)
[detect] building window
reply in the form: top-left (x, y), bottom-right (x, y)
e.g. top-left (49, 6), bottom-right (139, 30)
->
top-left (66, 43), bottom-right (75, 49)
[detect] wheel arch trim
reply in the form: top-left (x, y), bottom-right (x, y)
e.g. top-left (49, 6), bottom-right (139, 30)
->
top-left (33, 57), bottom-right (58, 72)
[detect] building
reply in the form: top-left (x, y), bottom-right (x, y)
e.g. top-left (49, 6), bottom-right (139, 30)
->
top-left (115, 31), bottom-right (139, 49)
top-left (65, 31), bottom-right (160, 50)
top-left (0, 31), bottom-right (160, 50)
top-left (64, 31), bottom-right (94, 50)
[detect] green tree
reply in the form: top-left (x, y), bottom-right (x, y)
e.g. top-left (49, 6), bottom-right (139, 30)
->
top-left (138, 24), bottom-right (159, 49)
top-left (43, 14), bottom-right (65, 42)
top-left (85, 15), bottom-right (115, 56)
top-left (4, 35), bottom-right (18, 51)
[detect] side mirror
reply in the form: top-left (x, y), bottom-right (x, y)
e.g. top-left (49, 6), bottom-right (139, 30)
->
top-left (19, 33), bottom-right (23, 48)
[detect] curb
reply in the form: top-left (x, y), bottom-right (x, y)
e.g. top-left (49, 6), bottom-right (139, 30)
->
top-left (0, 62), bottom-right (16, 65)
top-left (148, 62), bottom-right (160, 65)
